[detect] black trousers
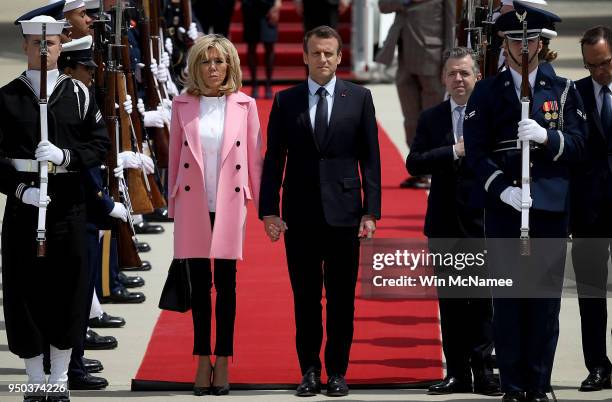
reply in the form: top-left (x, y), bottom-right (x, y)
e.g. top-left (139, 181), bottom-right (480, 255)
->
top-left (571, 204), bottom-right (612, 373)
top-left (188, 213), bottom-right (237, 356)
top-left (284, 218), bottom-right (360, 376)
top-left (485, 206), bottom-right (567, 393)
top-left (193, 0), bottom-right (236, 37)
top-left (303, 0), bottom-right (339, 31)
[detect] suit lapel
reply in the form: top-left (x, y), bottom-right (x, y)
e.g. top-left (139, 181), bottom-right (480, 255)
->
top-left (500, 69), bottom-right (521, 114)
top-left (180, 96), bottom-right (204, 174)
top-left (298, 81), bottom-right (320, 153)
top-left (220, 93), bottom-right (247, 165)
top-left (320, 78), bottom-right (347, 151)
top-left (583, 79), bottom-right (605, 139)
top-left (441, 100), bottom-right (454, 144)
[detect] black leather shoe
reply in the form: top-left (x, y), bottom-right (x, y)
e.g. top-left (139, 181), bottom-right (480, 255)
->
top-left (121, 260), bottom-right (152, 272)
top-left (193, 386), bottom-right (211, 396)
top-left (46, 392), bottom-right (70, 401)
top-left (84, 329), bottom-right (118, 350)
top-left (296, 367), bottom-right (321, 397)
top-left (400, 176), bottom-right (431, 189)
top-left (474, 375), bottom-right (502, 396)
top-left (83, 357), bottom-right (103, 373)
top-left (211, 384), bottom-right (230, 395)
top-left (89, 312), bottom-right (126, 328)
top-left (503, 391), bottom-right (526, 402)
top-left (100, 287), bottom-right (146, 304)
top-left (326, 374), bottom-right (349, 397)
top-left (69, 373), bottom-right (108, 390)
top-left (23, 395), bottom-right (45, 401)
top-left (136, 241), bottom-right (151, 252)
top-left (118, 271), bottom-right (145, 288)
top-left (145, 208), bottom-right (173, 222)
top-left (428, 376), bottom-right (472, 394)
top-left (579, 367), bottom-right (612, 391)
top-left (134, 222), bottom-right (164, 234)
top-left (525, 391), bottom-right (548, 402)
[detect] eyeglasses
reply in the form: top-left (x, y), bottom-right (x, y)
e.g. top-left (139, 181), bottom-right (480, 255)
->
top-left (584, 57), bottom-right (612, 70)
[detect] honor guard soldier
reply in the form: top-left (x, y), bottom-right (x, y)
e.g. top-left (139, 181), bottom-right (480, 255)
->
top-left (463, 2), bottom-right (587, 402)
top-left (0, 12), bottom-right (109, 402)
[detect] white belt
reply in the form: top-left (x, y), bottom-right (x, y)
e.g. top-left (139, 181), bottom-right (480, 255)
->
top-left (10, 158), bottom-right (69, 174)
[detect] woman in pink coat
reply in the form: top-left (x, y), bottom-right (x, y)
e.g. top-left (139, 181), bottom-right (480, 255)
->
top-left (168, 34), bottom-right (263, 396)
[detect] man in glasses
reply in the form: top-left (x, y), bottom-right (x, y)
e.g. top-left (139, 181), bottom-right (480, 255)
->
top-left (569, 25), bottom-right (612, 393)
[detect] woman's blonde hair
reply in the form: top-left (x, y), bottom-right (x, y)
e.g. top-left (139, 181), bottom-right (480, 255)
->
top-left (184, 34), bottom-right (242, 96)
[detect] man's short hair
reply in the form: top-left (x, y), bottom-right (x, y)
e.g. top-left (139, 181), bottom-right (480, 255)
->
top-left (303, 25), bottom-right (343, 55)
top-left (580, 25), bottom-right (612, 51)
top-left (442, 47), bottom-right (480, 76)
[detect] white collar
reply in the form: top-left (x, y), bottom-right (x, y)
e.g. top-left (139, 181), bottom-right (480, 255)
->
top-left (509, 66), bottom-right (538, 95)
top-left (450, 97), bottom-right (466, 112)
top-left (592, 78), bottom-right (612, 96)
top-left (25, 69), bottom-right (60, 98)
top-left (308, 75), bottom-right (336, 97)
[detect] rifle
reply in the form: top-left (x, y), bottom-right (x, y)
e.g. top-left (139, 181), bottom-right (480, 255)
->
top-left (518, 11), bottom-right (531, 256)
top-left (36, 22), bottom-right (49, 257)
top-left (106, 27), bottom-right (143, 269)
top-left (137, 0), bottom-right (170, 168)
top-left (164, 0), bottom-right (193, 75)
top-left (92, 0), bottom-right (108, 108)
top-left (113, 3), bottom-right (155, 215)
top-left (458, 0), bottom-right (500, 78)
top-left (120, 9), bottom-right (167, 209)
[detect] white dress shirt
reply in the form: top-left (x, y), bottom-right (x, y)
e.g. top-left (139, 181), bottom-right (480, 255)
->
top-left (199, 95), bottom-right (226, 212)
top-left (509, 66), bottom-right (538, 101)
top-left (592, 78), bottom-right (612, 117)
top-left (308, 76), bottom-right (336, 129)
top-left (26, 69), bottom-right (59, 98)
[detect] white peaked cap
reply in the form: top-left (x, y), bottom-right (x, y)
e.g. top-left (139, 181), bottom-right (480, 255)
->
top-left (20, 15), bottom-right (65, 35)
top-left (84, 0), bottom-right (100, 9)
top-left (502, 0), bottom-right (548, 6)
top-left (49, 0), bottom-right (86, 13)
top-left (61, 34), bottom-right (93, 52)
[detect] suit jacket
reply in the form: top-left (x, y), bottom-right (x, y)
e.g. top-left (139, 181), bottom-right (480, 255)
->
top-left (406, 99), bottom-right (483, 238)
top-left (259, 78), bottom-right (381, 227)
top-left (376, 0), bottom-right (455, 76)
top-left (570, 77), bottom-right (611, 234)
top-left (168, 91), bottom-right (263, 260)
top-left (464, 65), bottom-right (587, 213)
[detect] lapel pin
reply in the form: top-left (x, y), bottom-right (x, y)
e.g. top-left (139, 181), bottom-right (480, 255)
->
top-left (504, 81), bottom-right (510, 87)
top-left (540, 80), bottom-right (546, 86)
top-left (341, 92), bottom-right (346, 97)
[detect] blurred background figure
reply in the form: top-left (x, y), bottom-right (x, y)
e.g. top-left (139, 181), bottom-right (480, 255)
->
top-left (295, 0), bottom-right (350, 32)
top-left (241, 0), bottom-right (281, 99)
top-left (193, 0), bottom-right (236, 37)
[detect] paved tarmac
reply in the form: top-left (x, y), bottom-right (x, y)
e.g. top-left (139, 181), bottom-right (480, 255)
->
top-left (1, 1), bottom-right (612, 401)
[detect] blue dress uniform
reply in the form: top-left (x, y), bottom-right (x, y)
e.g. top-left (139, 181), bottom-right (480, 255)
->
top-left (463, 4), bottom-right (588, 399)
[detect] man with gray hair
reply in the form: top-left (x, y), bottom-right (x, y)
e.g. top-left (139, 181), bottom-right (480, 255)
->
top-left (407, 47), bottom-right (499, 397)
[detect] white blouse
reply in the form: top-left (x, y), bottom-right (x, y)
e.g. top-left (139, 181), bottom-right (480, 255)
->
top-left (199, 95), bottom-right (226, 212)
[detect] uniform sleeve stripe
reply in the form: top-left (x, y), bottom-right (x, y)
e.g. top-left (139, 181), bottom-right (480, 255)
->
top-left (95, 110), bottom-right (102, 123)
top-left (553, 130), bottom-right (564, 162)
top-left (484, 170), bottom-right (503, 192)
top-left (61, 149), bottom-right (71, 168)
top-left (15, 183), bottom-right (27, 200)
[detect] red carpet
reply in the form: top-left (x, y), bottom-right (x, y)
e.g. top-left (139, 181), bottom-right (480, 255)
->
top-left (132, 92), bottom-right (442, 390)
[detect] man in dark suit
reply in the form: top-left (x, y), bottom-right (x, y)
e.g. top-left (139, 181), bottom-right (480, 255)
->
top-left (259, 25), bottom-right (381, 398)
top-left (569, 25), bottom-right (612, 392)
top-left (406, 47), bottom-right (499, 397)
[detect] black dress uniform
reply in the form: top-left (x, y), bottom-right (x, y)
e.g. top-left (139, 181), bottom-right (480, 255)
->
top-left (0, 72), bottom-right (110, 358)
top-left (463, 5), bottom-right (588, 399)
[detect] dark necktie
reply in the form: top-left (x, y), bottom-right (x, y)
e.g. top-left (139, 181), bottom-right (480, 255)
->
top-left (314, 86), bottom-right (328, 147)
top-left (602, 85), bottom-right (612, 136)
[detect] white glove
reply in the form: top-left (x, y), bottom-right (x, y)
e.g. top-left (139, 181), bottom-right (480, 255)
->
top-left (500, 186), bottom-right (531, 212)
top-left (187, 22), bottom-right (198, 41)
top-left (165, 37), bottom-right (173, 55)
top-left (140, 153), bottom-right (155, 174)
top-left (135, 62), bottom-right (145, 83)
top-left (113, 159), bottom-right (124, 179)
top-left (118, 151), bottom-right (140, 169)
top-left (161, 98), bottom-right (172, 122)
top-left (150, 59), bottom-right (159, 79)
top-left (518, 118), bottom-right (547, 144)
top-left (166, 79), bottom-right (179, 97)
top-left (109, 202), bottom-right (128, 222)
top-left (35, 140), bottom-right (64, 165)
top-left (137, 98), bottom-right (146, 116)
top-left (123, 95), bottom-right (133, 114)
top-left (156, 62), bottom-right (169, 83)
top-left (143, 109), bottom-right (165, 128)
top-left (161, 51), bottom-right (171, 68)
top-left (22, 187), bottom-right (51, 207)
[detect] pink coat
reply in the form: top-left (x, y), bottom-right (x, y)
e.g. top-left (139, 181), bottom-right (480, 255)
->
top-left (168, 91), bottom-right (263, 260)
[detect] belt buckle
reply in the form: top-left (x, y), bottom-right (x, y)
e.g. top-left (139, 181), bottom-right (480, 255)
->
top-left (47, 161), bottom-right (56, 174)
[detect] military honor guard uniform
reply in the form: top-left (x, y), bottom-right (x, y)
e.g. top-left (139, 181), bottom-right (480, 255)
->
top-left (463, 3), bottom-right (588, 402)
top-left (0, 12), bottom-right (109, 402)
